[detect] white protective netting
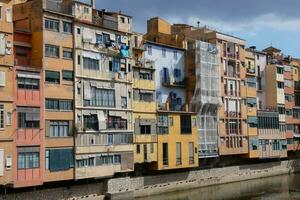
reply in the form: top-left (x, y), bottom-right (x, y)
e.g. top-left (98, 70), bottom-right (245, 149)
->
top-left (191, 41), bottom-right (222, 158)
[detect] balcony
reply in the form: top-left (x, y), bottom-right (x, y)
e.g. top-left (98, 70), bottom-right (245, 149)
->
top-left (224, 90), bottom-right (240, 97)
top-left (224, 71), bottom-right (240, 79)
top-left (224, 111), bottom-right (241, 118)
top-left (44, 0), bottom-right (73, 15)
top-left (162, 79), bottom-right (185, 88)
top-left (15, 56), bottom-right (31, 67)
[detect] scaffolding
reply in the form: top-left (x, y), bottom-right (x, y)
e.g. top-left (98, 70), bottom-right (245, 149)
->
top-left (191, 41), bottom-right (222, 158)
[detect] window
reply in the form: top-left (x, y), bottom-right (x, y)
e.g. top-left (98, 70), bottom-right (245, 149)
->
top-left (108, 116), bottom-right (127, 130)
top-left (140, 125), bottom-right (151, 134)
top-left (162, 48), bottom-right (166, 57)
top-left (189, 142), bottom-right (194, 164)
top-left (95, 155), bottom-right (121, 166)
top-left (63, 48), bottom-right (73, 59)
top-left (45, 99), bottom-right (73, 111)
top-left (248, 117), bottom-right (258, 128)
top-left (278, 106), bottom-right (285, 115)
top-left (147, 45), bottom-right (152, 55)
top-left (77, 28), bottom-right (81, 34)
top-left (247, 77), bottom-right (256, 88)
top-left (0, 105), bottom-right (4, 129)
top-left (109, 57), bottom-right (120, 72)
top-left (96, 34), bottom-right (103, 44)
top-left (0, 72), bottom-right (5, 87)
top-left (45, 44), bottom-right (59, 58)
top-left (102, 33), bottom-right (110, 44)
top-left (285, 94), bottom-right (294, 102)
top-left (139, 71), bottom-right (153, 80)
top-left (83, 115), bottom-right (99, 131)
top-left (62, 70), bottom-right (73, 81)
top-left (180, 115), bottom-right (192, 134)
top-left (49, 121), bottom-right (69, 137)
top-left (7, 112), bottom-right (11, 126)
top-left (45, 70), bottom-right (60, 83)
top-left (277, 67), bottom-right (284, 74)
top-left (136, 144), bottom-right (140, 154)
top-left (18, 147), bottom-right (39, 169)
top-left (77, 55), bottom-right (81, 65)
top-left (16, 46), bottom-right (28, 57)
top-left (173, 50), bottom-right (178, 60)
top-left (277, 82), bottom-right (284, 89)
top-left (174, 69), bottom-right (181, 78)
top-left (63, 21), bottom-right (72, 33)
top-left (169, 117), bottom-right (174, 126)
top-left (120, 17), bottom-right (125, 23)
top-left (46, 149), bottom-right (74, 171)
top-left (162, 143), bottom-right (168, 165)
top-left (83, 88), bottom-right (115, 108)
top-left (83, 7), bottom-right (89, 14)
top-left (121, 97), bottom-right (127, 109)
top-left (83, 57), bottom-right (99, 70)
top-left (247, 98), bottom-right (257, 108)
top-left (45, 19), bottom-right (59, 32)
top-left (76, 157), bottom-right (94, 168)
top-left (18, 77), bottom-right (40, 90)
top-left (139, 92), bottom-right (153, 102)
top-left (176, 142), bottom-right (182, 165)
top-left (17, 107), bottom-right (40, 129)
top-left (150, 143), bottom-right (154, 153)
top-left (158, 115), bottom-right (168, 134)
top-left (0, 6), bottom-right (2, 20)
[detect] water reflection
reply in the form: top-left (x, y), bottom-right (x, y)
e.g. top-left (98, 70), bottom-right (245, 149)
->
top-left (137, 174), bottom-right (300, 200)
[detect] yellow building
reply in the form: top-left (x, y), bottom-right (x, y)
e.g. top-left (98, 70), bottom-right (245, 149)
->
top-left (132, 32), bottom-right (158, 165)
top-left (245, 50), bottom-right (258, 158)
top-left (154, 111), bottom-right (198, 170)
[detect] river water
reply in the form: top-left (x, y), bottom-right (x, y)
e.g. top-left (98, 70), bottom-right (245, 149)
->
top-left (137, 174), bottom-right (300, 200)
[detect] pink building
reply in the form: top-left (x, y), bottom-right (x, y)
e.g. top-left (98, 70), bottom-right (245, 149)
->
top-left (13, 31), bottom-right (45, 188)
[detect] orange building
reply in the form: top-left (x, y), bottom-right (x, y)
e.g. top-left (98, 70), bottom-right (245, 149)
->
top-left (0, 0), bottom-right (14, 187)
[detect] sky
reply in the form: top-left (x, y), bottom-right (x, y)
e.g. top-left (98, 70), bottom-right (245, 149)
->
top-left (96, 0), bottom-right (300, 58)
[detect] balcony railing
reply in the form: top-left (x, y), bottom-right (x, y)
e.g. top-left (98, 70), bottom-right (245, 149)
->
top-left (224, 90), bottom-right (240, 97)
top-left (225, 111), bottom-right (241, 118)
top-left (224, 71), bottom-right (240, 78)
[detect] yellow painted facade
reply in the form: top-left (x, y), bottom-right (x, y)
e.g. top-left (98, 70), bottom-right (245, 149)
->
top-left (132, 33), bottom-right (158, 165)
top-left (155, 112), bottom-right (198, 170)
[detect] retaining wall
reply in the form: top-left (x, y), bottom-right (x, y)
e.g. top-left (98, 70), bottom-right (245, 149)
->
top-left (106, 159), bottom-right (300, 199)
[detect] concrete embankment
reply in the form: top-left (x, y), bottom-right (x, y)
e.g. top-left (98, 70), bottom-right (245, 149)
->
top-left (106, 159), bottom-right (300, 200)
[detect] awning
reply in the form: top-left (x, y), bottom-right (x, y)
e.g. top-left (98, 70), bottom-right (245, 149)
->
top-left (294, 134), bottom-right (300, 138)
top-left (82, 51), bottom-right (100, 60)
top-left (17, 72), bottom-right (41, 79)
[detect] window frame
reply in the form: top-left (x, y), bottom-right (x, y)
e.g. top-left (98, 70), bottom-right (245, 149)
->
top-left (44, 18), bottom-right (59, 32)
top-left (45, 44), bottom-right (60, 58)
top-left (45, 70), bottom-right (60, 84)
top-left (63, 21), bottom-right (72, 33)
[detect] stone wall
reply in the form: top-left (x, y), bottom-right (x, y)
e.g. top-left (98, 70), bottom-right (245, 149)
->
top-left (106, 159), bottom-right (300, 199)
top-left (0, 182), bottom-right (104, 200)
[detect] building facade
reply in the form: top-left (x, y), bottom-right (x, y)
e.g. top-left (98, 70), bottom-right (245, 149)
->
top-left (0, 0), bottom-right (14, 187)
top-left (73, 0), bottom-right (134, 179)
